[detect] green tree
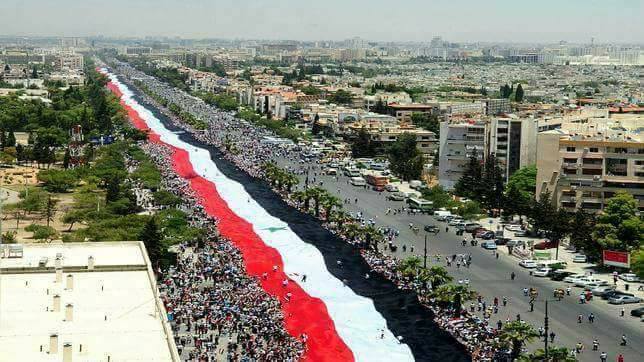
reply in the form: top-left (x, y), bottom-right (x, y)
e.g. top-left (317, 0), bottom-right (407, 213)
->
top-left (37, 169), bottom-right (77, 192)
top-left (631, 247), bottom-right (644, 279)
top-left (321, 194), bottom-right (342, 221)
top-left (454, 148), bottom-right (483, 199)
top-left (399, 256), bottom-right (423, 277)
top-left (481, 153), bottom-right (505, 211)
top-left (329, 89), bottom-right (353, 105)
top-left (569, 209), bottom-right (599, 259)
top-left (410, 112), bottom-right (440, 135)
top-left (432, 284), bottom-right (476, 314)
top-left (6, 131), bottom-right (16, 147)
top-left (419, 265), bottom-right (453, 289)
top-left (506, 165), bottom-right (537, 198)
top-left (351, 128), bottom-right (376, 158)
top-left (44, 195), bottom-right (58, 227)
top-left (518, 346), bottom-right (576, 362)
top-left (457, 201), bottom-right (483, 220)
top-left (592, 192), bottom-right (644, 256)
top-left (25, 224), bottom-right (58, 242)
top-left (140, 217), bottom-right (162, 266)
top-left (529, 191), bottom-right (571, 250)
top-left (498, 321), bottom-right (539, 360)
top-left (515, 83), bottom-right (524, 102)
top-left (387, 133), bottom-right (424, 181)
top-left (311, 113), bottom-right (321, 135)
top-left (421, 185), bottom-right (457, 209)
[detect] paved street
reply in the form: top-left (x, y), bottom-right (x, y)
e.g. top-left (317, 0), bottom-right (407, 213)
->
top-left (275, 156), bottom-right (643, 362)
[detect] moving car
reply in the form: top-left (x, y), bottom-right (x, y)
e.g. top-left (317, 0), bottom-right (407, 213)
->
top-left (519, 259), bottom-right (538, 268)
top-left (494, 237), bottom-right (511, 245)
top-left (550, 270), bottom-right (576, 281)
top-left (619, 273), bottom-right (641, 283)
top-left (480, 231), bottom-right (496, 240)
top-left (591, 286), bottom-right (616, 296)
top-left (584, 281), bottom-right (609, 290)
top-left (387, 192), bottom-right (406, 201)
top-left (572, 254), bottom-right (588, 263)
top-left (563, 274), bottom-right (587, 283)
top-left (325, 168), bottom-right (338, 175)
top-left (630, 306), bottom-right (644, 317)
top-left (424, 225), bottom-right (440, 233)
top-left (608, 295), bottom-right (642, 305)
top-left (350, 177), bottom-right (366, 186)
top-left (533, 268), bottom-right (552, 277)
top-left (481, 241), bottom-right (497, 250)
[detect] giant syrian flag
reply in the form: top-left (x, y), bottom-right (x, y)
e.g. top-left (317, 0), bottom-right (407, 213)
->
top-left (100, 69), bottom-right (417, 361)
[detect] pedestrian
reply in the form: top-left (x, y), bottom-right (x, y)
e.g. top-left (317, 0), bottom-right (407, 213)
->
top-left (617, 354), bottom-right (624, 362)
top-left (576, 342), bottom-right (584, 353)
top-left (566, 286), bottom-right (571, 295)
top-left (600, 352), bottom-right (607, 362)
top-left (516, 313), bottom-right (521, 321)
top-left (549, 331), bottom-right (556, 343)
top-left (588, 313), bottom-right (595, 323)
top-left (538, 326), bottom-right (544, 337)
top-left (502, 296), bottom-right (508, 307)
top-left (592, 339), bottom-right (599, 351)
top-left (511, 272), bottom-right (516, 280)
top-left (620, 308), bottom-right (625, 317)
top-left (530, 301), bottom-right (534, 312)
top-left (578, 314), bottom-right (583, 323)
top-left (620, 334), bottom-right (627, 346)
top-left (497, 320), bottom-right (503, 330)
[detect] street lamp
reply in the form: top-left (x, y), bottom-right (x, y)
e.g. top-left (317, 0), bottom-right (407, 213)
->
top-left (423, 233), bottom-right (428, 268)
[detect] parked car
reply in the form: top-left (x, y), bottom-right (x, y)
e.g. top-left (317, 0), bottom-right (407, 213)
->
top-left (424, 225), bottom-right (440, 233)
top-left (572, 254), bottom-right (588, 263)
top-left (630, 306), bottom-right (644, 317)
top-left (480, 231), bottom-right (496, 240)
top-left (385, 184), bottom-right (399, 192)
top-left (601, 290), bottom-right (635, 300)
top-left (448, 218), bottom-right (464, 226)
top-left (550, 270), bottom-right (576, 281)
top-left (533, 268), bottom-right (552, 277)
top-left (372, 184), bottom-right (385, 191)
top-left (475, 229), bottom-right (490, 238)
top-left (505, 225), bottom-right (523, 232)
top-left (583, 281), bottom-right (610, 290)
top-left (387, 192), bottom-right (405, 201)
top-left (619, 273), bottom-right (641, 283)
top-left (608, 295), bottom-right (642, 304)
top-left (513, 230), bottom-right (528, 237)
top-left (591, 286), bottom-right (616, 296)
top-left (481, 242), bottom-right (498, 250)
top-left (534, 240), bottom-right (559, 250)
top-left (465, 223), bottom-right (482, 232)
top-left (519, 259), bottom-right (537, 268)
top-left (563, 274), bottom-right (587, 283)
top-left (494, 237), bottom-right (511, 245)
top-left (507, 240), bottom-right (525, 248)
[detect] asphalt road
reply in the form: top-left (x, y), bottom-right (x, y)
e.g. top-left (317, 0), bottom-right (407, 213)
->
top-left (274, 156), bottom-right (643, 362)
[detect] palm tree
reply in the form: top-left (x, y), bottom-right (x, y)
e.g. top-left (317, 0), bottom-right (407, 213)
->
top-left (291, 190), bottom-right (306, 208)
top-left (399, 256), bottom-right (423, 277)
top-left (330, 210), bottom-right (351, 229)
top-left (432, 284), bottom-right (476, 315)
top-left (321, 194), bottom-right (343, 221)
top-left (518, 346), bottom-right (576, 362)
top-left (283, 173), bottom-right (299, 192)
top-left (421, 265), bottom-right (453, 289)
top-left (307, 187), bottom-right (326, 218)
top-left (498, 321), bottom-right (540, 360)
top-left (342, 222), bottom-right (363, 242)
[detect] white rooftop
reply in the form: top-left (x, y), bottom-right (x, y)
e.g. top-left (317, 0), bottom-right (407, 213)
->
top-left (0, 242), bottom-right (177, 362)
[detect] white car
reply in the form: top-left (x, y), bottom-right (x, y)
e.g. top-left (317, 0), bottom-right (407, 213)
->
top-left (385, 184), bottom-right (399, 192)
top-left (563, 274), bottom-right (586, 283)
top-left (584, 281), bottom-right (609, 290)
top-left (519, 259), bottom-right (538, 268)
top-left (448, 218), bottom-right (464, 226)
top-left (572, 255), bottom-right (588, 263)
top-left (574, 278), bottom-right (605, 288)
top-left (533, 268), bottom-right (552, 277)
top-left (619, 273), bottom-right (641, 282)
top-left (505, 225), bottom-right (523, 232)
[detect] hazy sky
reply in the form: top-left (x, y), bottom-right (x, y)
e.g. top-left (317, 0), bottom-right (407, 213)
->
top-left (1, 0), bottom-right (643, 43)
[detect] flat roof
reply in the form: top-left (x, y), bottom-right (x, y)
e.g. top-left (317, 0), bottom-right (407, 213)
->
top-left (0, 242), bottom-right (176, 361)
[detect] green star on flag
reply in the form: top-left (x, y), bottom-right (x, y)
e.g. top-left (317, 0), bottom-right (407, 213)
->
top-left (263, 226), bottom-right (287, 233)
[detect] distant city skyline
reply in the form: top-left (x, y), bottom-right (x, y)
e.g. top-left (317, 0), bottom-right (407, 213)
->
top-left (1, 0), bottom-right (643, 44)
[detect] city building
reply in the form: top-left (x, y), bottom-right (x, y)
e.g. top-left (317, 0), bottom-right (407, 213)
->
top-left (438, 119), bottom-right (486, 190)
top-left (0, 241), bottom-right (179, 361)
top-left (536, 119), bottom-right (644, 212)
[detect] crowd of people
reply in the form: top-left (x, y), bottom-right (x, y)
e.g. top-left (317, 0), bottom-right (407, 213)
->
top-left (113, 61), bottom-right (505, 360)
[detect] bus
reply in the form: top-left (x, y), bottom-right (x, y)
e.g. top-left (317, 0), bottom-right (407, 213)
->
top-left (406, 197), bottom-right (434, 212)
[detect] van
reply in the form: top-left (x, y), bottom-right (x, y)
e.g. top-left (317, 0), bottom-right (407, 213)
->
top-left (434, 210), bottom-right (452, 218)
top-left (350, 177), bottom-right (366, 186)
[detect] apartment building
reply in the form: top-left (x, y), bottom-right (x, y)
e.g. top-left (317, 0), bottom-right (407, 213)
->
top-left (536, 119), bottom-right (644, 212)
top-left (438, 120), bottom-right (486, 190)
top-left (387, 103), bottom-right (439, 123)
top-left (54, 54), bottom-right (84, 70)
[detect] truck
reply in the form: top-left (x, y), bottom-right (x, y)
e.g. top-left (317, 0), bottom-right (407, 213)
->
top-left (364, 174), bottom-right (388, 187)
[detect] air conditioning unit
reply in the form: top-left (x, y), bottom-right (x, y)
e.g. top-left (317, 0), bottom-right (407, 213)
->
top-left (593, 175), bottom-right (601, 181)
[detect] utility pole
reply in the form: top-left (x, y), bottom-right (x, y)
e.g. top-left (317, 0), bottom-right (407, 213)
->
top-left (423, 233), bottom-right (428, 268)
top-left (544, 300), bottom-right (549, 360)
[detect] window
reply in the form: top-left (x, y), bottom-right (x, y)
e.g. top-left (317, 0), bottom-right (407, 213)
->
top-left (589, 147), bottom-right (599, 152)
top-left (422, 136), bottom-right (429, 140)
top-left (566, 147), bottom-right (576, 152)
top-left (388, 136), bottom-right (396, 140)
